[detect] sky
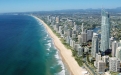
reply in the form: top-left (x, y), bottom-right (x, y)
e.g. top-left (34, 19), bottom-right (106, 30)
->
top-left (0, 0), bottom-right (121, 13)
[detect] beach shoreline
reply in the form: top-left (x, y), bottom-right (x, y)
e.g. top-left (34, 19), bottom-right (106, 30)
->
top-left (32, 15), bottom-right (86, 75)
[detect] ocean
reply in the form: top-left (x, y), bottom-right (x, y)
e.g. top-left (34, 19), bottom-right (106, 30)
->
top-left (0, 15), bottom-right (70, 75)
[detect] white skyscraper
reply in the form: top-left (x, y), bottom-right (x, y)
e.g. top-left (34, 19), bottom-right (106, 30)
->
top-left (73, 24), bottom-right (78, 31)
top-left (59, 26), bottom-right (62, 34)
top-left (102, 55), bottom-right (109, 64)
top-left (112, 41), bottom-right (119, 57)
top-left (91, 33), bottom-right (99, 58)
top-left (96, 53), bottom-right (101, 62)
top-left (77, 45), bottom-right (83, 57)
top-left (100, 9), bottom-right (110, 52)
top-left (119, 40), bottom-right (121, 46)
top-left (56, 16), bottom-right (60, 23)
top-left (81, 23), bottom-right (87, 43)
top-left (109, 37), bottom-right (114, 49)
top-left (78, 35), bottom-right (82, 45)
top-left (116, 47), bottom-right (121, 62)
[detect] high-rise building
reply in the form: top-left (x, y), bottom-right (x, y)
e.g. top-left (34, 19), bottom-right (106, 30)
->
top-left (72, 34), bottom-right (76, 39)
top-left (73, 24), bottom-right (78, 31)
top-left (87, 30), bottom-right (93, 41)
top-left (71, 40), bottom-right (75, 48)
top-left (59, 26), bottom-right (62, 34)
top-left (55, 24), bottom-right (59, 32)
top-left (67, 29), bottom-right (72, 37)
top-left (64, 25), bottom-right (68, 36)
top-left (109, 37), bottom-right (114, 49)
top-left (77, 45), bottom-right (83, 57)
top-left (70, 38), bottom-right (73, 47)
top-left (96, 53), bottom-right (101, 62)
top-left (94, 53), bottom-right (101, 67)
top-left (68, 20), bottom-right (73, 27)
top-left (55, 16), bottom-right (60, 23)
top-left (81, 33), bottom-right (87, 43)
top-left (112, 41), bottom-right (119, 57)
top-left (119, 40), bottom-right (121, 46)
top-left (81, 23), bottom-right (87, 43)
top-left (100, 9), bottom-right (110, 52)
top-left (84, 47), bottom-right (89, 53)
top-left (66, 36), bottom-right (70, 44)
top-left (74, 44), bottom-right (79, 51)
top-left (47, 15), bottom-right (51, 22)
top-left (116, 47), bottom-right (121, 62)
top-left (91, 33), bottom-right (99, 58)
top-left (78, 35), bottom-right (82, 45)
top-left (97, 60), bottom-right (106, 73)
top-left (102, 55), bottom-right (109, 64)
top-left (109, 57), bottom-right (120, 72)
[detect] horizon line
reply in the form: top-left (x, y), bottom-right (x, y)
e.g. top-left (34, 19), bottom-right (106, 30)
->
top-left (0, 6), bottom-right (121, 14)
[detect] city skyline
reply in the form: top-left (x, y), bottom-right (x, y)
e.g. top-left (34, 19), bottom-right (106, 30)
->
top-left (0, 0), bottom-right (121, 13)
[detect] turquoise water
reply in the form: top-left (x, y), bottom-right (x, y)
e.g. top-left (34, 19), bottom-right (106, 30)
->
top-left (0, 15), bottom-right (70, 75)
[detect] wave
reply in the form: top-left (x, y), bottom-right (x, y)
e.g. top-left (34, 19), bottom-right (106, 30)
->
top-left (45, 42), bottom-right (51, 47)
top-left (46, 48), bottom-right (50, 51)
top-left (47, 40), bottom-right (51, 43)
top-left (54, 51), bottom-right (65, 75)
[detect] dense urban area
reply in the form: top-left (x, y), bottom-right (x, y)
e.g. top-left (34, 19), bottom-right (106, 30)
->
top-left (31, 8), bottom-right (121, 75)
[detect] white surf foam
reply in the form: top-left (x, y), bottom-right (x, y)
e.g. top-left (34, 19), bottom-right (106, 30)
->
top-left (54, 51), bottom-right (65, 75)
top-left (47, 40), bottom-right (51, 43)
top-left (46, 48), bottom-right (50, 51)
top-left (45, 42), bottom-right (52, 51)
top-left (47, 43), bottom-right (51, 47)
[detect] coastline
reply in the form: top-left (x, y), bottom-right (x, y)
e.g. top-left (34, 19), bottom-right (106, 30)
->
top-left (33, 16), bottom-right (86, 75)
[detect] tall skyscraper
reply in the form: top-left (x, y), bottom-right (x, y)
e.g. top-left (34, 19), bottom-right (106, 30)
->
top-left (78, 35), bottom-right (82, 45)
top-left (55, 16), bottom-right (60, 23)
top-left (100, 9), bottom-right (110, 52)
top-left (73, 24), bottom-right (78, 31)
top-left (91, 33), bottom-right (99, 58)
top-left (81, 23), bottom-right (87, 43)
top-left (87, 30), bottom-right (93, 41)
top-left (109, 37), bottom-right (114, 49)
top-left (67, 29), bottom-right (72, 37)
top-left (116, 47), bottom-right (121, 62)
top-left (119, 40), bottom-right (121, 46)
top-left (112, 41), bottom-right (119, 57)
top-left (77, 45), bottom-right (83, 57)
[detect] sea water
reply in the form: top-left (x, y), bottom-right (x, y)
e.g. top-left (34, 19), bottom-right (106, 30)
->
top-left (0, 15), bottom-right (70, 75)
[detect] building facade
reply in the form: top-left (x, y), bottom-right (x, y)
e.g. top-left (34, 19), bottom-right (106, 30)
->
top-left (91, 33), bottom-right (99, 58)
top-left (100, 9), bottom-right (110, 52)
top-left (97, 61), bottom-right (106, 73)
top-left (112, 41), bottom-right (119, 57)
top-left (109, 57), bottom-right (120, 72)
top-left (116, 47), bottom-right (121, 62)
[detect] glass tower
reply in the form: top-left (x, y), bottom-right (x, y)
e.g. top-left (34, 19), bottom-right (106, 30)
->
top-left (100, 9), bottom-right (110, 52)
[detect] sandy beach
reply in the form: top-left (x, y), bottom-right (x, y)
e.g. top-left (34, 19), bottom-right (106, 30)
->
top-left (33, 16), bottom-right (86, 75)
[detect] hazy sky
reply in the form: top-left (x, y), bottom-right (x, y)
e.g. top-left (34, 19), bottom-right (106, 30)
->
top-left (0, 0), bottom-right (121, 13)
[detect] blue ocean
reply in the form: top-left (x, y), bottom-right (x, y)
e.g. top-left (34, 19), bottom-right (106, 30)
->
top-left (0, 15), bottom-right (70, 75)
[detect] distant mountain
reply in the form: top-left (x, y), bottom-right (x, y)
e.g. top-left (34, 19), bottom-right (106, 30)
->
top-left (2, 7), bottom-right (121, 14)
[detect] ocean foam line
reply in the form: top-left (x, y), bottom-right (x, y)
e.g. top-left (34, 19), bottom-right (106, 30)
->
top-left (45, 43), bottom-right (51, 47)
top-left (46, 48), bottom-right (50, 51)
top-left (47, 40), bottom-right (51, 43)
top-left (54, 51), bottom-right (65, 75)
top-left (31, 15), bottom-right (68, 75)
